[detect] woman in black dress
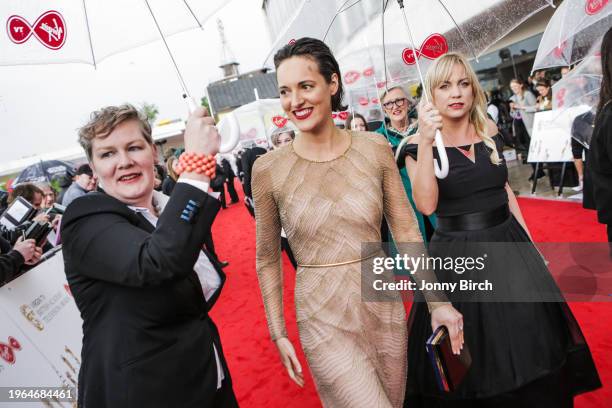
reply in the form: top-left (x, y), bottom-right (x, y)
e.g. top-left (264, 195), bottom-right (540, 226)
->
top-left (588, 26), bottom-right (612, 253)
top-left (397, 53), bottom-right (601, 407)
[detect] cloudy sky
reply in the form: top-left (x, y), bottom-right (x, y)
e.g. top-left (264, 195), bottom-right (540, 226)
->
top-left (0, 0), bottom-right (272, 163)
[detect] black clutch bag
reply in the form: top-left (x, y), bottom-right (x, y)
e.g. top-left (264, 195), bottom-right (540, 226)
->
top-left (426, 325), bottom-right (472, 392)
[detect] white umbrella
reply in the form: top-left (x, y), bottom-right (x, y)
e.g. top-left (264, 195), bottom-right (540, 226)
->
top-left (532, 0), bottom-right (611, 72)
top-left (0, 0), bottom-right (239, 152)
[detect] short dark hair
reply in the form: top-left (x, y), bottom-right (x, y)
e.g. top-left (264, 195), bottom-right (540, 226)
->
top-left (274, 37), bottom-right (346, 112)
top-left (8, 183), bottom-right (43, 205)
top-left (76, 164), bottom-right (93, 177)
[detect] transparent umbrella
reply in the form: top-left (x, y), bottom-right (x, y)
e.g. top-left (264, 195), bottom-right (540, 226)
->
top-left (325, 0), bottom-right (554, 178)
top-left (552, 37), bottom-right (603, 148)
top-left (532, 0), bottom-right (611, 71)
top-left (216, 99), bottom-right (295, 151)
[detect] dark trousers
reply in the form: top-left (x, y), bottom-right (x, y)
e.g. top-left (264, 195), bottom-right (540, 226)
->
top-left (212, 186), bottom-right (227, 209)
top-left (226, 178), bottom-right (239, 203)
top-left (513, 119), bottom-right (531, 157)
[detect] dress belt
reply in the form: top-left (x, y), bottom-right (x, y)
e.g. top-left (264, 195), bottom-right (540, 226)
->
top-left (298, 252), bottom-right (379, 268)
top-left (436, 204), bottom-right (510, 232)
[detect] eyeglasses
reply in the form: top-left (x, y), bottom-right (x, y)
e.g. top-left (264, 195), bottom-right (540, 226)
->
top-left (382, 98), bottom-right (408, 110)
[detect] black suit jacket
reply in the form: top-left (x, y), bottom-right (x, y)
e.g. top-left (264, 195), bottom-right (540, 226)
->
top-left (0, 236), bottom-right (24, 285)
top-left (61, 183), bottom-right (234, 407)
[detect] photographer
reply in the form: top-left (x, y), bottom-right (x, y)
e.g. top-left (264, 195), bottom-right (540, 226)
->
top-left (1, 235), bottom-right (42, 284)
top-left (2, 183), bottom-right (62, 250)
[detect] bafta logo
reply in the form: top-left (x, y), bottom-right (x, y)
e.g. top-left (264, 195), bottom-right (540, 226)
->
top-left (20, 304), bottom-right (44, 331)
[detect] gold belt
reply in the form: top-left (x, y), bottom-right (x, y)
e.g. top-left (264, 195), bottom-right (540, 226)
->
top-left (298, 252), bottom-right (379, 268)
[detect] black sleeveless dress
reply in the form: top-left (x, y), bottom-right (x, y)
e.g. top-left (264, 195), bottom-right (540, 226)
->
top-left (397, 136), bottom-right (601, 407)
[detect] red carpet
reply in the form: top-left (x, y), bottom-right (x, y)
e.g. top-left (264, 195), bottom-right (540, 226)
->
top-left (210, 186), bottom-right (610, 407)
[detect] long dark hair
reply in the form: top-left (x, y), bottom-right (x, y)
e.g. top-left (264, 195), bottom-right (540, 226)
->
top-left (273, 37), bottom-right (347, 112)
top-left (597, 26), bottom-right (612, 118)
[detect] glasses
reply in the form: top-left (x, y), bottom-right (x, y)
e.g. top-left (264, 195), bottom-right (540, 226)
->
top-left (382, 98), bottom-right (408, 110)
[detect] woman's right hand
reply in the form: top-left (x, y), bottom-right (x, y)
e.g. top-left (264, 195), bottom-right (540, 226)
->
top-left (431, 304), bottom-right (464, 355)
top-left (417, 101), bottom-right (442, 145)
top-left (275, 337), bottom-right (304, 387)
top-left (184, 107), bottom-right (220, 156)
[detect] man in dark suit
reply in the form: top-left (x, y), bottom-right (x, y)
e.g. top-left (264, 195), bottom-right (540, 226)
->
top-left (220, 157), bottom-right (239, 205)
top-left (61, 104), bottom-right (237, 407)
top-left (240, 146), bottom-right (268, 217)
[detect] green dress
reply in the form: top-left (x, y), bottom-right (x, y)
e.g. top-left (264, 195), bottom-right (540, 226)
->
top-left (375, 124), bottom-right (437, 242)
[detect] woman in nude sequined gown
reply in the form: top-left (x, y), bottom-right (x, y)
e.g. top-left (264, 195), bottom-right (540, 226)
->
top-left (252, 38), bottom-right (463, 408)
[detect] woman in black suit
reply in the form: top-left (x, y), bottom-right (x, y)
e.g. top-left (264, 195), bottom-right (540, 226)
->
top-left (61, 104), bottom-right (238, 408)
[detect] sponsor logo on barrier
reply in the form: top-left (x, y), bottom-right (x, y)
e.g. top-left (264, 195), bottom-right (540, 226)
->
top-left (0, 337), bottom-right (22, 364)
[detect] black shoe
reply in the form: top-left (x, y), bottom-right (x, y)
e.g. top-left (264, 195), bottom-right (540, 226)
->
top-left (528, 174), bottom-right (534, 182)
top-left (218, 260), bottom-right (229, 268)
top-left (536, 170), bottom-right (546, 179)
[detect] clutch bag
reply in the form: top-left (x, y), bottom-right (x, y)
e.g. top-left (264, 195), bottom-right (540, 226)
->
top-left (426, 325), bottom-right (472, 392)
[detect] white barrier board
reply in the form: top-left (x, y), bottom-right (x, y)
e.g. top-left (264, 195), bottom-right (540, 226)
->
top-left (0, 251), bottom-right (82, 407)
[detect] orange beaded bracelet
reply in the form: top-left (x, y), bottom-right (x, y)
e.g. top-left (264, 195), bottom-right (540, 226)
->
top-left (176, 152), bottom-right (216, 178)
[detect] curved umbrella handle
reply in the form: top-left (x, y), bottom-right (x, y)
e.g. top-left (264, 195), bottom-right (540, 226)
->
top-left (217, 112), bottom-right (240, 154)
top-left (434, 129), bottom-right (449, 179)
top-left (185, 96), bottom-right (240, 154)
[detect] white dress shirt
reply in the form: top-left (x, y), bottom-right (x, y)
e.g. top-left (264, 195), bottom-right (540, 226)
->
top-left (128, 178), bottom-right (224, 389)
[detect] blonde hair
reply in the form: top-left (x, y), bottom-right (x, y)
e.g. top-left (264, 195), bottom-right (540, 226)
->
top-left (166, 155), bottom-right (178, 182)
top-left (424, 53), bottom-right (501, 165)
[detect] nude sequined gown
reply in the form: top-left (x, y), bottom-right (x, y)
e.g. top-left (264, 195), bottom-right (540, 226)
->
top-left (252, 131), bottom-right (424, 408)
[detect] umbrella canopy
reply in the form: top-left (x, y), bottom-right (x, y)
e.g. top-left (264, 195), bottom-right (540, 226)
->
top-left (552, 37), bottom-right (602, 148)
top-left (277, 0), bottom-right (552, 178)
top-left (1, 0), bottom-right (241, 153)
top-left (0, 0), bottom-right (229, 66)
top-left (12, 160), bottom-right (75, 186)
top-left (216, 99), bottom-right (295, 150)
top-left (330, 0), bottom-right (554, 86)
top-left (532, 0), bottom-right (611, 72)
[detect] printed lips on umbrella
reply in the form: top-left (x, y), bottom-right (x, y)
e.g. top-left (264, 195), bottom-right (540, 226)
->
top-left (326, 0), bottom-right (554, 178)
top-left (359, 96), bottom-right (370, 106)
top-left (533, 0), bottom-right (611, 71)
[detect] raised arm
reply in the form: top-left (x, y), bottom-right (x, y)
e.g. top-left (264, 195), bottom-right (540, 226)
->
top-left (380, 137), bottom-right (464, 354)
top-left (406, 102), bottom-right (440, 215)
top-left (62, 183), bottom-right (220, 287)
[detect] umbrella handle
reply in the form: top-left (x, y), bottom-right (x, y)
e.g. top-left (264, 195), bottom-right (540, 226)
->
top-left (185, 96), bottom-right (240, 154)
top-left (434, 129), bottom-right (449, 179)
top-left (216, 112), bottom-right (241, 154)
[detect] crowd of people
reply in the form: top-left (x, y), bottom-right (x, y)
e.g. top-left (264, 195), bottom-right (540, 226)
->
top-left (0, 25), bottom-right (610, 408)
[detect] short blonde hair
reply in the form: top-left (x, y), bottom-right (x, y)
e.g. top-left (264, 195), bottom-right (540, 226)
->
top-left (425, 53), bottom-right (501, 165)
top-left (78, 104), bottom-right (152, 161)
